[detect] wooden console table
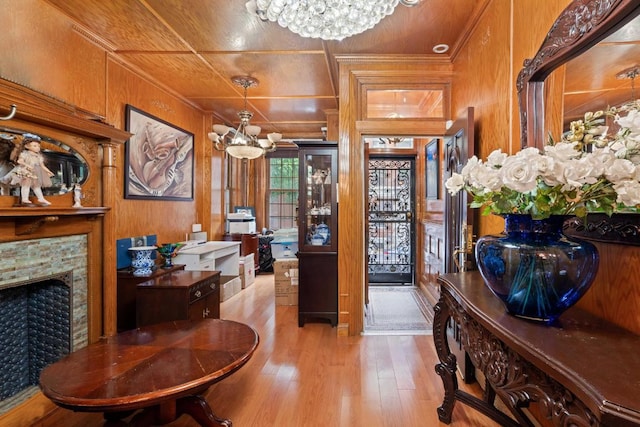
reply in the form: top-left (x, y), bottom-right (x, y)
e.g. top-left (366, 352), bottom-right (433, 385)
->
top-left (39, 319), bottom-right (259, 426)
top-left (434, 272), bottom-right (640, 427)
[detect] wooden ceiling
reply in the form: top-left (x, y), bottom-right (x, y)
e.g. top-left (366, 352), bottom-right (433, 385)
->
top-left (44, 0), bottom-right (483, 140)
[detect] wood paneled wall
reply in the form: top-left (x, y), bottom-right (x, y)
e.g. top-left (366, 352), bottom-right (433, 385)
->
top-left (451, 0), bottom-right (570, 238)
top-left (0, 0), bottom-right (224, 336)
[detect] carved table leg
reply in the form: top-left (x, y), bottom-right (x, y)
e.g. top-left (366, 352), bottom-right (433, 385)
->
top-left (176, 395), bottom-right (232, 427)
top-left (433, 295), bottom-right (457, 424)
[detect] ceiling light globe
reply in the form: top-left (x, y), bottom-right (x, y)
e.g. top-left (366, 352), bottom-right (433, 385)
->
top-left (213, 124), bottom-right (230, 136)
top-left (245, 125), bottom-right (261, 136)
top-left (226, 145), bottom-right (264, 160)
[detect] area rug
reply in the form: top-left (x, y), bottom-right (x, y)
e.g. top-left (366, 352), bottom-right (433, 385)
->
top-left (364, 286), bottom-right (434, 335)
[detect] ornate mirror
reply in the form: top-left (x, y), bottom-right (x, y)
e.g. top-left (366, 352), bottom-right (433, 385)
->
top-left (0, 127), bottom-right (89, 197)
top-left (517, 0), bottom-right (640, 149)
top-left (517, 0), bottom-right (640, 245)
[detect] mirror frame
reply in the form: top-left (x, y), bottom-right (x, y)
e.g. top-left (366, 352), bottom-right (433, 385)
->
top-left (517, 0), bottom-right (640, 149)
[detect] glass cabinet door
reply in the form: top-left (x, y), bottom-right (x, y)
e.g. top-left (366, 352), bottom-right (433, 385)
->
top-left (299, 145), bottom-right (337, 252)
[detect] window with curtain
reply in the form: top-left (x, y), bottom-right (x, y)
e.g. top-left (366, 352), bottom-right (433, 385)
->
top-left (268, 155), bottom-right (299, 230)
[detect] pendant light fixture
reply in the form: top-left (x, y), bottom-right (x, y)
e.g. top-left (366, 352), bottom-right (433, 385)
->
top-left (209, 75), bottom-right (279, 160)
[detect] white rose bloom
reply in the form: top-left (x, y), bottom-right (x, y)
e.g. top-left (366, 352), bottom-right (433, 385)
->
top-left (486, 149), bottom-right (507, 168)
top-left (474, 165), bottom-right (503, 191)
top-left (540, 158), bottom-right (567, 187)
top-left (531, 154), bottom-right (556, 180)
top-left (604, 158), bottom-right (636, 182)
top-left (516, 147), bottom-right (542, 160)
top-left (460, 156), bottom-right (481, 180)
top-left (445, 173), bottom-right (465, 195)
top-left (616, 109), bottom-right (640, 132)
top-left (565, 156), bottom-right (603, 189)
top-left (613, 180), bottom-right (640, 206)
top-left (500, 155), bottom-right (539, 193)
top-left (544, 141), bottom-right (581, 161)
top-left (465, 162), bottom-right (493, 190)
top-left (559, 159), bottom-right (586, 190)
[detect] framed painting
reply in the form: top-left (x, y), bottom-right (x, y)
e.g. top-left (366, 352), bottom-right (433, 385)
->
top-left (426, 139), bottom-right (440, 200)
top-left (124, 105), bottom-right (194, 200)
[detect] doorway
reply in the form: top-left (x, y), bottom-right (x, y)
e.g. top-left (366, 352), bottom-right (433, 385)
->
top-left (367, 156), bottom-right (415, 286)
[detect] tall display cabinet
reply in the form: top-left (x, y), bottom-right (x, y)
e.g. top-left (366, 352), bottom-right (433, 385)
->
top-left (296, 141), bottom-right (338, 327)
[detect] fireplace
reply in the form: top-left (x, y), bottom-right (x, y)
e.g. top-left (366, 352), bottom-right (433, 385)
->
top-left (0, 235), bottom-right (88, 415)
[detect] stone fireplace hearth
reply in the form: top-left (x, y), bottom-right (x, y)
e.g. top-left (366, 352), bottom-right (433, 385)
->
top-left (0, 235), bottom-right (88, 414)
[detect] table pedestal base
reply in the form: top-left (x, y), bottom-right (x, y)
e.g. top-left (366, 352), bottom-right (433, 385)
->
top-left (103, 395), bottom-right (231, 427)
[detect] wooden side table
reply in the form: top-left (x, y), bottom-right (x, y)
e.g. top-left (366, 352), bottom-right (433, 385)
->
top-left (39, 319), bottom-right (259, 426)
top-left (136, 270), bottom-right (220, 328)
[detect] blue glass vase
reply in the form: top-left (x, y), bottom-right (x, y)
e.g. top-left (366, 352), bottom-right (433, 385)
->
top-left (475, 215), bottom-right (599, 323)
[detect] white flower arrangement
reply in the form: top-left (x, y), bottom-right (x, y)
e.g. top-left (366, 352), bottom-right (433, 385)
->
top-left (445, 100), bottom-right (640, 219)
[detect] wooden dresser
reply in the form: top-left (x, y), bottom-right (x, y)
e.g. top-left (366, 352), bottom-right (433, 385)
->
top-left (116, 264), bottom-right (185, 332)
top-left (434, 271), bottom-right (640, 427)
top-left (136, 270), bottom-right (220, 328)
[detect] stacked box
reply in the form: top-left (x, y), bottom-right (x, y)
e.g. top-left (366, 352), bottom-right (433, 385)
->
top-left (220, 275), bottom-right (242, 302)
top-left (273, 259), bottom-right (298, 305)
top-left (270, 240), bottom-right (298, 260)
top-left (239, 253), bottom-right (256, 289)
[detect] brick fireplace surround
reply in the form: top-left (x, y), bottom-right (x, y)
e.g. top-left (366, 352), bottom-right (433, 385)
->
top-left (0, 235), bottom-right (88, 414)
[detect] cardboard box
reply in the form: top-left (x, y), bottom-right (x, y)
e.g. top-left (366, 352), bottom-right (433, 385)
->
top-left (239, 253), bottom-right (256, 289)
top-left (273, 259), bottom-right (298, 280)
top-left (275, 288), bottom-right (298, 306)
top-left (273, 259), bottom-right (299, 305)
top-left (270, 241), bottom-right (298, 259)
top-left (220, 275), bottom-right (242, 302)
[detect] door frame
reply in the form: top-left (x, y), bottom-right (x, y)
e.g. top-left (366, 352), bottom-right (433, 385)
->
top-left (357, 126), bottom-right (445, 332)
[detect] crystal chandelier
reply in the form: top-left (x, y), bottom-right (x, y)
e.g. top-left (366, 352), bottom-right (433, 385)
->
top-left (208, 76), bottom-right (280, 160)
top-left (247, 0), bottom-right (422, 41)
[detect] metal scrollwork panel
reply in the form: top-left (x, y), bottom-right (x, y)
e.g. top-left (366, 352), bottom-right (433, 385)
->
top-left (368, 159), bottom-right (413, 283)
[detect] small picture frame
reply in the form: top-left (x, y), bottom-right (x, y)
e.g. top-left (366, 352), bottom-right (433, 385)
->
top-left (426, 139), bottom-right (440, 200)
top-left (124, 105), bottom-right (194, 200)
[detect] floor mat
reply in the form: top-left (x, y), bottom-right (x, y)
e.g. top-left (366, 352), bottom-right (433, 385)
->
top-left (364, 286), bottom-right (434, 335)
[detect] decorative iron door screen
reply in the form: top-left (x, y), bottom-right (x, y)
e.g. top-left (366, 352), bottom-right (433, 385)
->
top-left (367, 158), bottom-right (415, 285)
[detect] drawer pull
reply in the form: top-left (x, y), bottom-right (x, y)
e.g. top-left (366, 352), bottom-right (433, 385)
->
top-left (194, 290), bottom-right (202, 298)
top-left (210, 283), bottom-right (216, 289)
top-left (203, 308), bottom-right (210, 318)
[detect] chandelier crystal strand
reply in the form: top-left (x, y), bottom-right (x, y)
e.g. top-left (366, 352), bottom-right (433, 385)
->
top-left (254, 0), bottom-right (401, 41)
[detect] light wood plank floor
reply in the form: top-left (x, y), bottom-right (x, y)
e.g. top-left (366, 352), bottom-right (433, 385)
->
top-left (35, 273), bottom-right (500, 427)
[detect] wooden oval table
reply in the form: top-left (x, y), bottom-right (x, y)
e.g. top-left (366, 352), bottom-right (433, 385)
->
top-left (39, 319), bottom-right (259, 426)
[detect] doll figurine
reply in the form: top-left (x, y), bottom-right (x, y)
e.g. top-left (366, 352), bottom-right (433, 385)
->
top-left (0, 134), bottom-right (54, 206)
top-left (72, 183), bottom-right (83, 208)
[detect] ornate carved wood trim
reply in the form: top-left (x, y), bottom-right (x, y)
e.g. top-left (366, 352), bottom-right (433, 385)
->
top-left (564, 214), bottom-right (640, 246)
top-left (434, 287), bottom-right (599, 427)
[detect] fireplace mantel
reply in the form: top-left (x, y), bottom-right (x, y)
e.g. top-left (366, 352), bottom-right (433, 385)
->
top-left (0, 207), bottom-right (109, 236)
top-left (0, 207), bottom-right (109, 217)
top-left (0, 76), bottom-right (130, 340)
